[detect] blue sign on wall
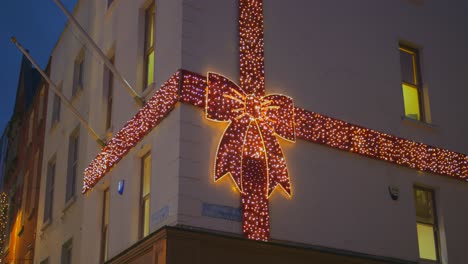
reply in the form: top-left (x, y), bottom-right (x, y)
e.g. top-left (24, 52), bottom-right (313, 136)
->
top-left (202, 203), bottom-right (242, 222)
top-left (151, 205), bottom-right (169, 226)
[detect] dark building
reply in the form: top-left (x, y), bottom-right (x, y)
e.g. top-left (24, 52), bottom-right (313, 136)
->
top-left (1, 55), bottom-right (48, 264)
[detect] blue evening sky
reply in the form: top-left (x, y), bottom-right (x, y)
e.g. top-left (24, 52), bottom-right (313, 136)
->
top-left (0, 0), bottom-right (77, 134)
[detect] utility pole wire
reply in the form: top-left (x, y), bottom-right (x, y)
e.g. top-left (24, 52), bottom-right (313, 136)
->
top-left (11, 37), bottom-right (106, 148)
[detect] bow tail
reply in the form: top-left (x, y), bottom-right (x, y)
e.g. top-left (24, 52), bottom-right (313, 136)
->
top-left (214, 115), bottom-right (251, 191)
top-left (241, 121), bottom-right (270, 241)
top-left (257, 120), bottom-right (292, 196)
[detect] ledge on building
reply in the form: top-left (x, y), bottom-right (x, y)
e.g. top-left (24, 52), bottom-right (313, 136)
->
top-left (62, 196), bottom-right (76, 214)
top-left (105, 225), bottom-right (417, 264)
top-left (401, 116), bottom-right (438, 131)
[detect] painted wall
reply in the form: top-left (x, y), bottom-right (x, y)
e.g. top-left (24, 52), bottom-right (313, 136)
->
top-left (177, 0), bottom-right (468, 263)
top-left (33, 1), bottom-right (92, 263)
top-left (80, 0), bottom-right (184, 263)
top-left (43, 0), bottom-right (468, 264)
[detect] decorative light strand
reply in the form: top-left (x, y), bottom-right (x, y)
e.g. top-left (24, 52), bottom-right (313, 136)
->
top-left (0, 192), bottom-right (8, 254)
top-left (179, 72), bottom-right (468, 182)
top-left (294, 108), bottom-right (468, 180)
top-left (83, 0), bottom-right (468, 244)
top-left (82, 72), bottom-right (180, 193)
top-left (239, 0), bottom-right (265, 96)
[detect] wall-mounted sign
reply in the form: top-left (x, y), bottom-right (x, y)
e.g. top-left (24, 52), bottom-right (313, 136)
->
top-left (117, 180), bottom-right (125, 195)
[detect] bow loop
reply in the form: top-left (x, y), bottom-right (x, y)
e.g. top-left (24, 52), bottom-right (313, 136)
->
top-left (207, 73), bottom-right (246, 122)
top-left (262, 94), bottom-right (295, 142)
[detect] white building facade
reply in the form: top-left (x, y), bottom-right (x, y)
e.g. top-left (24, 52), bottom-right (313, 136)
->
top-left (36, 1), bottom-right (468, 264)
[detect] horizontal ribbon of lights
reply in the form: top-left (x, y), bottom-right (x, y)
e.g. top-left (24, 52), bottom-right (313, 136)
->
top-left (84, 69), bottom-right (467, 194)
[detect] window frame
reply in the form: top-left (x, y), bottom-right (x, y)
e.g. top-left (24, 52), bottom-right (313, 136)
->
top-left (61, 238), bottom-right (73, 264)
top-left (38, 85), bottom-right (45, 124)
top-left (143, 3), bottom-right (155, 91)
top-left (413, 185), bottom-right (441, 262)
top-left (72, 49), bottom-right (85, 96)
top-left (139, 152), bottom-right (151, 239)
top-left (100, 188), bottom-right (110, 263)
top-left (104, 56), bottom-right (115, 131)
top-left (66, 128), bottom-right (80, 203)
top-left (107, 0), bottom-right (115, 8)
top-left (43, 157), bottom-right (56, 224)
top-left (28, 110), bottom-right (34, 145)
top-left (29, 151), bottom-right (40, 216)
top-left (51, 86), bottom-right (62, 126)
top-left (399, 44), bottom-right (425, 122)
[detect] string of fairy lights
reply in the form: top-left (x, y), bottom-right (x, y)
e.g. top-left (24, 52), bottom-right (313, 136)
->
top-left (0, 193), bottom-right (8, 254)
top-left (205, 72), bottom-right (294, 241)
top-left (82, 72), bottom-right (180, 193)
top-left (83, 0), bottom-right (468, 242)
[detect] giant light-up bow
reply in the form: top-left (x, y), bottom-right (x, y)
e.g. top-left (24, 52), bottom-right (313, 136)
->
top-left (83, 0), bottom-right (468, 242)
top-left (206, 73), bottom-right (294, 240)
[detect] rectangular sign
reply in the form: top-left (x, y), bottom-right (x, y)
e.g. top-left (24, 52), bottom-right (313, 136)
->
top-left (202, 203), bottom-right (242, 222)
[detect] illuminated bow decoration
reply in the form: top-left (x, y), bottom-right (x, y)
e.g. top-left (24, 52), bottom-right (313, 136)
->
top-left (206, 73), bottom-right (295, 196)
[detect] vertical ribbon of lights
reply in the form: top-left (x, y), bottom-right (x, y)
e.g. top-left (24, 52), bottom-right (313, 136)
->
top-left (238, 0), bottom-right (270, 241)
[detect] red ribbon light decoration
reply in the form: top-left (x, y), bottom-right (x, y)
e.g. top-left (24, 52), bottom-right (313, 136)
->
top-left (206, 73), bottom-right (294, 240)
top-left (83, 0), bottom-right (468, 242)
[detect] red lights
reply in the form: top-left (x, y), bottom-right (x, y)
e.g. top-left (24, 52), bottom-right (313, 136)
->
top-left (83, 0), bottom-right (468, 243)
top-left (82, 72), bottom-right (180, 193)
top-left (205, 73), bottom-right (294, 240)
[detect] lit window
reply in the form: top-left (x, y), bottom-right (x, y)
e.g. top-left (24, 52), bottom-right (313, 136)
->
top-left (66, 128), bottom-right (80, 202)
top-left (72, 49), bottom-right (85, 96)
top-left (143, 3), bottom-right (155, 90)
top-left (399, 45), bottom-right (424, 121)
top-left (44, 157), bottom-right (56, 223)
top-left (100, 188), bottom-right (110, 263)
top-left (140, 152), bottom-right (151, 238)
top-left (414, 186), bottom-right (439, 261)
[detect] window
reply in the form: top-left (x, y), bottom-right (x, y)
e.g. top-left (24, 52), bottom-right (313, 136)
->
top-left (39, 86), bottom-right (45, 123)
top-left (30, 151), bottom-right (39, 215)
top-left (100, 188), bottom-right (110, 263)
top-left (24, 170), bottom-right (30, 215)
top-left (52, 87), bottom-right (61, 125)
top-left (28, 110), bottom-right (34, 144)
top-left (143, 3), bottom-right (155, 90)
top-left (414, 186), bottom-right (439, 261)
top-left (66, 128), bottom-right (80, 202)
top-left (140, 152), bottom-right (151, 238)
top-left (61, 239), bottom-right (73, 264)
top-left (25, 249), bottom-right (32, 264)
top-left (44, 158), bottom-right (56, 223)
top-left (72, 50), bottom-right (85, 96)
top-left (399, 45), bottom-right (424, 121)
top-left (104, 56), bottom-right (115, 131)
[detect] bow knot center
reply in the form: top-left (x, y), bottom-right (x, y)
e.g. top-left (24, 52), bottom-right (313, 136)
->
top-left (245, 95), bottom-right (262, 119)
